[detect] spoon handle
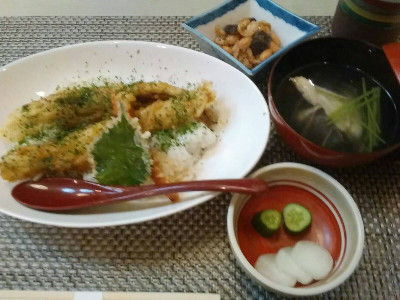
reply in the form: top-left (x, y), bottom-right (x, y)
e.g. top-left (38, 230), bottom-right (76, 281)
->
top-left (12, 178), bottom-right (268, 211)
top-left (119, 178), bottom-right (268, 198)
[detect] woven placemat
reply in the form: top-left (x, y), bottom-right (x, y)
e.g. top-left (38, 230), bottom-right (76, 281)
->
top-left (0, 16), bottom-right (399, 300)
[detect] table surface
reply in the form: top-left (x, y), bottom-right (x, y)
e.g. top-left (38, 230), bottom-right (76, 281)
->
top-left (0, 13), bottom-right (399, 300)
top-left (0, 0), bottom-right (337, 17)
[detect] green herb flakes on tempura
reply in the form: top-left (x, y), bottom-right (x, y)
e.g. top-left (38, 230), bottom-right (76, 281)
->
top-left (0, 81), bottom-right (220, 202)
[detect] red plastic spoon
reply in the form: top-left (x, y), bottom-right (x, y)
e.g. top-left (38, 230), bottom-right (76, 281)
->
top-left (11, 178), bottom-right (268, 211)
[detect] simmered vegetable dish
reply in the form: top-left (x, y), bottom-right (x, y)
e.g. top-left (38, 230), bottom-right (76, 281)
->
top-left (214, 18), bottom-right (281, 69)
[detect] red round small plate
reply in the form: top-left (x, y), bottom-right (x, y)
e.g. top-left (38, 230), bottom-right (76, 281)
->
top-left (383, 42), bottom-right (400, 85)
top-left (237, 181), bottom-right (346, 271)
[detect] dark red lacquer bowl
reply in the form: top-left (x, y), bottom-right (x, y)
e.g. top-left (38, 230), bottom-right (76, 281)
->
top-left (268, 37), bottom-right (400, 167)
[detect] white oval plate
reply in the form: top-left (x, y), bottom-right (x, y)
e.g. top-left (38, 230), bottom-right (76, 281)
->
top-left (0, 41), bottom-right (270, 227)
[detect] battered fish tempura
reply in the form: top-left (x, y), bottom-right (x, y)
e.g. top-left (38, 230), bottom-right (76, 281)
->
top-left (0, 122), bottom-right (107, 181)
top-left (0, 85), bottom-right (117, 143)
top-left (134, 82), bottom-right (216, 132)
top-left (0, 81), bottom-right (219, 201)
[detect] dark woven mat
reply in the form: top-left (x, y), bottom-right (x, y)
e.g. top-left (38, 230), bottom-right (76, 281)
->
top-left (0, 16), bottom-right (399, 300)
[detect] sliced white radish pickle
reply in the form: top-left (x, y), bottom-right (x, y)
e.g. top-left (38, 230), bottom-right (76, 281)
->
top-left (275, 247), bottom-right (314, 285)
top-left (291, 240), bottom-right (334, 280)
top-left (255, 254), bottom-right (297, 287)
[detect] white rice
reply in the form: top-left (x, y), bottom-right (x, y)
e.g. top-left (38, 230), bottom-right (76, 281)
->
top-left (156, 124), bottom-right (217, 181)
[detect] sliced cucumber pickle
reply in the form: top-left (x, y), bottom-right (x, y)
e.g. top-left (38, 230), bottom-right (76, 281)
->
top-left (282, 203), bottom-right (312, 235)
top-left (252, 209), bottom-right (282, 237)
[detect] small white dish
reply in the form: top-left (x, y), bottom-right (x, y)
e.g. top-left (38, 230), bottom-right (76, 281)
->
top-left (0, 40), bottom-right (270, 227)
top-left (227, 162), bottom-right (364, 297)
top-left (183, 0), bottom-right (320, 77)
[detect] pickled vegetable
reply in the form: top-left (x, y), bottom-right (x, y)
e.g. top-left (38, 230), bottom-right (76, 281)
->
top-left (282, 203), bottom-right (312, 235)
top-left (252, 209), bottom-right (282, 237)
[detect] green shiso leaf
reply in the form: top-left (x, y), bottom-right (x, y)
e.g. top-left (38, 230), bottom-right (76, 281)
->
top-left (92, 114), bottom-right (150, 185)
